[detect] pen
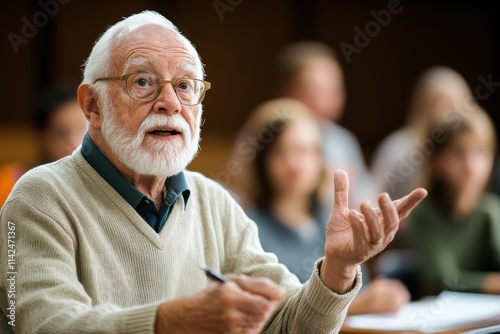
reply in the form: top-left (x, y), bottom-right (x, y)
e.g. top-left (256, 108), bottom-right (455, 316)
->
top-left (201, 265), bottom-right (229, 283)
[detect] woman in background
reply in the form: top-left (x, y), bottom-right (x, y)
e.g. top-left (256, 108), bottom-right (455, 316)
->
top-left (244, 99), bottom-right (329, 283)
top-left (232, 98), bottom-right (410, 314)
top-left (408, 107), bottom-right (500, 295)
top-left (371, 66), bottom-right (473, 199)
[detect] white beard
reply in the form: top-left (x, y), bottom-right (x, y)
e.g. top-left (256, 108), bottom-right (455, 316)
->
top-left (100, 104), bottom-right (201, 178)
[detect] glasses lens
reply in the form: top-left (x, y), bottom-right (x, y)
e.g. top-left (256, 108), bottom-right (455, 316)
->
top-left (174, 79), bottom-right (205, 105)
top-left (126, 74), bottom-right (206, 105)
top-left (127, 73), bottom-right (160, 101)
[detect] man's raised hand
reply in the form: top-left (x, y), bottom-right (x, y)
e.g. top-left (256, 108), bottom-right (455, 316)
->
top-left (320, 169), bottom-right (427, 294)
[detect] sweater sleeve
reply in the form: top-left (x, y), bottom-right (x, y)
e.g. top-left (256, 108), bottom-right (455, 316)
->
top-left (0, 197), bottom-right (160, 334)
top-left (263, 260), bottom-right (362, 334)
top-left (221, 192), bottom-right (361, 334)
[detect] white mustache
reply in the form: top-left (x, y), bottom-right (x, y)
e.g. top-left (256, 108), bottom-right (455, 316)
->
top-left (138, 114), bottom-right (191, 139)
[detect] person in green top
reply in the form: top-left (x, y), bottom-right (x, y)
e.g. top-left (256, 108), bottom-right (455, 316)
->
top-left (408, 106), bottom-right (500, 296)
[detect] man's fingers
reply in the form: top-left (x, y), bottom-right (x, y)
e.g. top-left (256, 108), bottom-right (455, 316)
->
top-left (229, 289), bottom-right (271, 316)
top-left (394, 188), bottom-right (427, 219)
top-left (334, 169), bottom-right (350, 210)
top-left (217, 282), bottom-right (276, 329)
top-left (360, 203), bottom-right (383, 244)
top-left (227, 275), bottom-right (285, 302)
top-left (378, 193), bottom-right (399, 234)
top-left (349, 209), bottom-right (368, 245)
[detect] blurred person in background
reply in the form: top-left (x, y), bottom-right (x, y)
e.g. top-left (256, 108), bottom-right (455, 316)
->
top-left (239, 99), bottom-right (330, 283)
top-left (492, 158), bottom-right (500, 196)
top-left (234, 98), bottom-right (410, 315)
top-left (0, 87), bottom-right (87, 207)
top-left (371, 66), bottom-right (474, 200)
top-left (408, 107), bottom-right (500, 296)
top-left (274, 41), bottom-right (376, 208)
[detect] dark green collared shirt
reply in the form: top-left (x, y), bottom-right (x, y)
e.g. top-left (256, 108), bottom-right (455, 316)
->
top-left (81, 133), bottom-right (190, 233)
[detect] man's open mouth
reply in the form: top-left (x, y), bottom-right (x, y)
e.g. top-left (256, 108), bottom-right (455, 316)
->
top-left (148, 129), bottom-right (181, 136)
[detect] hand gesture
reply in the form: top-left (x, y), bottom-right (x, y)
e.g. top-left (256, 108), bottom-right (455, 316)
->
top-left (321, 170), bottom-right (427, 293)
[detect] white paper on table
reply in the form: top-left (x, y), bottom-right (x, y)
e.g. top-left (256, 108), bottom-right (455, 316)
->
top-left (345, 291), bottom-right (500, 333)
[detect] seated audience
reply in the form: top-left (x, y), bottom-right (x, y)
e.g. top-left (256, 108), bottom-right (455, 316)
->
top-left (236, 98), bottom-right (410, 315)
top-left (371, 66), bottom-right (474, 199)
top-left (0, 87), bottom-right (86, 207)
top-left (0, 11), bottom-right (427, 334)
top-left (408, 107), bottom-right (500, 295)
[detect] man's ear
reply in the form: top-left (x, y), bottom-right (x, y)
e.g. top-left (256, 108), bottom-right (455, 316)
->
top-left (78, 83), bottom-right (102, 129)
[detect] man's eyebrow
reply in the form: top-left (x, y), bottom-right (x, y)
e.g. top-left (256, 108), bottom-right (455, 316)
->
top-left (123, 57), bottom-right (201, 78)
top-left (123, 57), bottom-right (153, 73)
top-left (175, 62), bottom-right (200, 79)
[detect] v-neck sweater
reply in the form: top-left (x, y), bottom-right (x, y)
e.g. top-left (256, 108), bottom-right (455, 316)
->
top-left (0, 149), bottom-right (361, 333)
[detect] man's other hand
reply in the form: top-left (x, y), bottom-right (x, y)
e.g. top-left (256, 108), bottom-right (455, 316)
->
top-left (155, 275), bottom-right (285, 334)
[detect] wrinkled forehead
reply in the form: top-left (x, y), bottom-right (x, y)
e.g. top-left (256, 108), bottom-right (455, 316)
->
top-left (109, 24), bottom-right (202, 77)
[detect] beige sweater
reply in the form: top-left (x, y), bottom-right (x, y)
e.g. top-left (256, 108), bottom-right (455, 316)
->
top-left (0, 150), bottom-right (361, 333)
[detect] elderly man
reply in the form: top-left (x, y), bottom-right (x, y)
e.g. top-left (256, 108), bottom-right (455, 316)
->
top-left (0, 11), bottom-right (426, 334)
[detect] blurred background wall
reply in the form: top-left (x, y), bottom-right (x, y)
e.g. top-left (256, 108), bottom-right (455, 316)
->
top-left (1, 0), bottom-right (499, 177)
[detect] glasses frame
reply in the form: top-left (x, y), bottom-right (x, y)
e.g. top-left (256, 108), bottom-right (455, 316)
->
top-left (93, 73), bottom-right (211, 106)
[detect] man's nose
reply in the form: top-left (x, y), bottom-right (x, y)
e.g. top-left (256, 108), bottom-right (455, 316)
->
top-left (153, 83), bottom-right (182, 114)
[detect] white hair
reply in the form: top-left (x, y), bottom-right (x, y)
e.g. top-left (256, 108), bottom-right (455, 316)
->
top-left (82, 11), bottom-right (204, 176)
top-left (82, 10), bottom-right (204, 85)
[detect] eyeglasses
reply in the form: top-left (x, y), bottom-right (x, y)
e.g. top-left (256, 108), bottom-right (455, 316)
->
top-left (94, 73), bottom-right (211, 106)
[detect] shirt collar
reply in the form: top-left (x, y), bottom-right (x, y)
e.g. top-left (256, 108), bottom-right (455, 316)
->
top-left (81, 133), bottom-right (190, 209)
